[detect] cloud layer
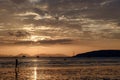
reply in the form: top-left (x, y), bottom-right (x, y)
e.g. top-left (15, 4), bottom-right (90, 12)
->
top-left (0, 0), bottom-right (120, 45)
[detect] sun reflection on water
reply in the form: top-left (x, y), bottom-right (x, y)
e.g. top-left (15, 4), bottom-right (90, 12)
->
top-left (34, 67), bottom-right (37, 80)
top-left (33, 59), bottom-right (37, 80)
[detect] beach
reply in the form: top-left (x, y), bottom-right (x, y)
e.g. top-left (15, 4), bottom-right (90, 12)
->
top-left (0, 58), bottom-right (120, 80)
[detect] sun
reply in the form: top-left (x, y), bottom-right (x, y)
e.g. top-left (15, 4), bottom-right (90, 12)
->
top-left (30, 35), bottom-right (39, 42)
top-left (29, 35), bottom-right (47, 42)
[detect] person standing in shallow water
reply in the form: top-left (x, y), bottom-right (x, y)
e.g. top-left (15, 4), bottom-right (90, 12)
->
top-left (15, 59), bottom-right (18, 68)
top-left (15, 58), bottom-right (18, 80)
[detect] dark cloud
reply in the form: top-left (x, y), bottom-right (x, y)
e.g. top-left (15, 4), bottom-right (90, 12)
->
top-left (33, 8), bottom-right (48, 16)
top-left (14, 39), bottom-right (74, 45)
top-left (11, 0), bottom-right (26, 4)
top-left (39, 39), bottom-right (73, 45)
top-left (8, 30), bottom-right (30, 37)
top-left (82, 0), bottom-right (120, 21)
top-left (14, 41), bottom-right (33, 45)
top-left (0, 0), bottom-right (120, 44)
top-left (110, 33), bottom-right (120, 39)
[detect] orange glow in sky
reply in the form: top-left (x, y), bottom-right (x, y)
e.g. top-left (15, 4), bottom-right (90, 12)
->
top-left (0, 0), bottom-right (120, 57)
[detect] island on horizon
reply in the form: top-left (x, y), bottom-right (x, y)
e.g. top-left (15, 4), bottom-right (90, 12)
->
top-left (73, 50), bottom-right (120, 58)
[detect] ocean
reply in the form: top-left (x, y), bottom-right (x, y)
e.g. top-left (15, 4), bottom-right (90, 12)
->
top-left (0, 57), bottom-right (120, 80)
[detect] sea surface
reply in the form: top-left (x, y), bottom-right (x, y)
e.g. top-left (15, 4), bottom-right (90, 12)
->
top-left (0, 57), bottom-right (120, 80)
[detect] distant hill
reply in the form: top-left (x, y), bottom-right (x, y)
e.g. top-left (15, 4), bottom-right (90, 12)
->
top-left (36, 54), bottom-right (68, 57)
top-left (74, 50), bottom-right (120, 57)
top-left (0, 53), bottom-right (68, 58)
top-left (16, 53), bottom-right (30, 57)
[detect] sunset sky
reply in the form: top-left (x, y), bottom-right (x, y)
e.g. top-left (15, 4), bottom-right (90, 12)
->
top-left (0, 0), bottom-right (120, 56)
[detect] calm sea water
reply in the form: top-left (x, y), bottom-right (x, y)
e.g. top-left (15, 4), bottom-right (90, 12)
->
top-left (0, 57), bottom-right (120, 80)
